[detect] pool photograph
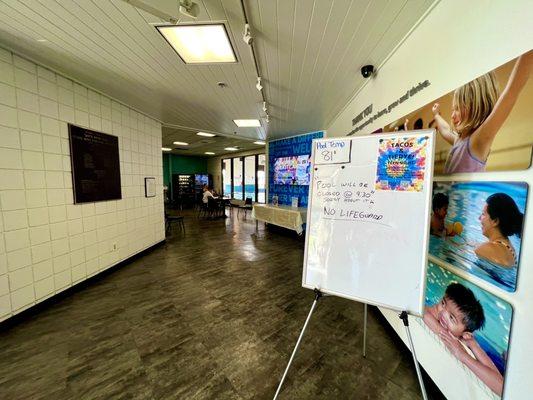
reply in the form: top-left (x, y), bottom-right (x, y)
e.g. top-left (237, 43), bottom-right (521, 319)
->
top-left (424, 262), bottom-right (513, 397)
top-left (429, 181), bottom-right (527, 292)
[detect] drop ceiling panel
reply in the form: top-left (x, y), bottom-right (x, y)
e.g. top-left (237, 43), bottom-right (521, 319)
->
top-left (0, 0), bottom-right (435, 141)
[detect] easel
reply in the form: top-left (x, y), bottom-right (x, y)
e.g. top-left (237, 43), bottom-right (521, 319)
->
top-left (273, 289), bottom-right (428, 400)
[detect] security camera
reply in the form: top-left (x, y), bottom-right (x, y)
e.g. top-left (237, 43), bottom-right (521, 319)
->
top-left (361, 65), bottom-right (375, 78)
top-left (243, 24), bottom-right (253, 45)
top-left (179, 0), bottom-right (199, 19)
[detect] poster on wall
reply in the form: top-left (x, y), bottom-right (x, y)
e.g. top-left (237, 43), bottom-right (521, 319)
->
top-left (385, 49), bottom-right (533, 174)
top-left (424, 262), bottom-right (512, 398)
top-left (268, 131), bottom-right (324, 207)
top-left (430, 181), bottom-right (527, 292)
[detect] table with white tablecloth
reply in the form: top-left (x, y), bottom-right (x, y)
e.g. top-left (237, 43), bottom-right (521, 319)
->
top-left (251, 204), bottom-right (307, 234)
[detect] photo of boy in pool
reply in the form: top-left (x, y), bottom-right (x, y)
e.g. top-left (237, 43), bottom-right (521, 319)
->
top-left (424, 283), bottom-right (504, 396)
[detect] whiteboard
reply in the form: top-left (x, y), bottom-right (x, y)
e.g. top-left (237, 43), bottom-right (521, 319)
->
top-left (302, 130), bottom-right (435, 316)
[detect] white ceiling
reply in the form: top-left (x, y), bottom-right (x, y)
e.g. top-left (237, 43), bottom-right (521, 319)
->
top-left (162, 126), bottom-right (264, 156)
top-left (0, 0), bottom-right (435, 141)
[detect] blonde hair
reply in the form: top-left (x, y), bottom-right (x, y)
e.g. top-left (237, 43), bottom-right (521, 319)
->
top-left (453, 72), bottom-right (500, 136)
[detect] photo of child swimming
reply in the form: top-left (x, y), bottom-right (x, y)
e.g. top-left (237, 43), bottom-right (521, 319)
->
top-left (430, 193), bottom-right (463, 237)
top-left (385, 49), bottom-right (533, 174)
top-left (424, 262), bottom-right (512, 398)
top-left (429, 182), bottom-right (527, 292)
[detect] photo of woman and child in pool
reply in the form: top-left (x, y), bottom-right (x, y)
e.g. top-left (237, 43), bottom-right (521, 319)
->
top-left (424, 262), bottom-right (512, 397)
top-left (430, 181), bottom-right (527, 293)
top-left (384, 49), bottom-right (532, 175)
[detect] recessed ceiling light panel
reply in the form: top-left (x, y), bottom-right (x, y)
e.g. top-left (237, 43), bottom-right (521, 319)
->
top-left (233, 119), bottom-right (261, 127)
top-left (173, 141), bottom-right (189, 146)
top-left (254, 141), bottom-right (265, 145)
top-left (197, 132), bottom-right (216, 137)
top-left (162, 147), bottom-right (172, 151)
top-left (224, 147), bottom-right (238, 151)
top-left (156, 24), bottom-right (237, 64)
top-left (205, 152), bottom-right (215, 155)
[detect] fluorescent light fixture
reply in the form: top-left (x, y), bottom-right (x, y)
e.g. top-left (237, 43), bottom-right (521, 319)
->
top-left (224, 147), bottom-right (238, 151)
top-left (162, 147), bottom-right (172, 151)
top-left (173, 141), bottom-right (189, 146)
top-left (156, 24), bottom-right (237, 64)
top-left (197, 132), bottom-right (216, 137)
top-left (205, 151), bottom-right (215, 155)
top-left (233, 119), bottom-right (261, 127)
top-left (254, 141), bottom-right (265, 145)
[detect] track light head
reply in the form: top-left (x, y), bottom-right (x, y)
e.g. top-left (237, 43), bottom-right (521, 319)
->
top-left (262, 101), bottom-right (267, 112)
top-left (243, 24), bottom-right (253, 45)
top-left (256, 77), bottom-right (263, 91)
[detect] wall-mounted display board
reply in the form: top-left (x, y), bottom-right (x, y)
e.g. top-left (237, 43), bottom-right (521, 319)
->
top-left (424, 262), bottom-right (512, 397)
top-left (384, 50), bottom-right (533, 175)
top-left (69, 124), bottom-right (121, 203)
top-left (303, 131), bottom-right (435, 316)
top-left (430, 181), bottom-right (527, 292)
top-left (324, 2), bottom-right (532, 395)
top-left (268, 131), bottom-right (324, 207)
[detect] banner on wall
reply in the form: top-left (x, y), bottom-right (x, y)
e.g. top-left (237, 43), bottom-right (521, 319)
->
top-left (268, 131), bottom-right (325, 207)
top-left (384, 50), bottom-right (533, 174)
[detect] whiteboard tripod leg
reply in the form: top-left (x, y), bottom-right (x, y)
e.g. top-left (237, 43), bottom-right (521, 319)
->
top-left (363, 303), bottom-right (368, 358)
top-left (273, 289), bottom-right (323, 400)
top-left (400, 312), bottom-right (428, 400)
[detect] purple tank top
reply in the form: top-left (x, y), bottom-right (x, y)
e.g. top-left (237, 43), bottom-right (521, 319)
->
top-left (444, 136), bottom-right (486, 174)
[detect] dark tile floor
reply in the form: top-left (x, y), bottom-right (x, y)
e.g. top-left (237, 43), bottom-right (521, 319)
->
top-left (0, 209), bottom-right (445, 400)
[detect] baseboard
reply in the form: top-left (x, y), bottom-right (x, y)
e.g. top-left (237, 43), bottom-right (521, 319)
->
top-left (0, 239), bottom-right (166, 330)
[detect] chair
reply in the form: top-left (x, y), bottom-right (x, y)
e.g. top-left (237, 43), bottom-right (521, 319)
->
top-left (238, 197), bottom-right (253, 219)
top-left (165, 212), bottom-right (185, 234)
top-left (197, 199), bottom-right (208, 218)
top-left (206, 196), bottom-right (220, 218)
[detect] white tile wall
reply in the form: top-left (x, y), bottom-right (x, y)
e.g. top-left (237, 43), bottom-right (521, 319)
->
top-left (0, 50), bottom-right (165, 321)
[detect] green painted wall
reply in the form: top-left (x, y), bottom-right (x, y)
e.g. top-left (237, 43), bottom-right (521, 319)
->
top-left (162, 153), bottom-right (208, 186)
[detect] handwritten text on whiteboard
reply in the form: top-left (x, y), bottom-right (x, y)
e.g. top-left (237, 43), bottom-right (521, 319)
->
top-left (314, 139), bottom-right (351, 165)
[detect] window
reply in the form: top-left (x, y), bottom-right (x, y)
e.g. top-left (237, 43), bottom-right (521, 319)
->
top-left (222, 159), bottom-right (232, 196)
top-left (244, 156), bottom-right (256, 202)
top-left (222, 153), bottom-right (265, 203)
top-left (232, 157), bottom-right (243, 200)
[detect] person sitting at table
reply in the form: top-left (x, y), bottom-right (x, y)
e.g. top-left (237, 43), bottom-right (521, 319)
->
top-left (202, 185), bottom-right (214, 204)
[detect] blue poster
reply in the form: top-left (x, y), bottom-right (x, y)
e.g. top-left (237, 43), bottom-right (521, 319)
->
top-left (268, 131), bottom-right (324, 207)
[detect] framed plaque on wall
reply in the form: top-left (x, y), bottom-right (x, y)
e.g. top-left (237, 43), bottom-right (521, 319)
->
top-left (69, 124), bottom-right (121, 203)
top-left (145, 177), bottom-right (156, 198)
